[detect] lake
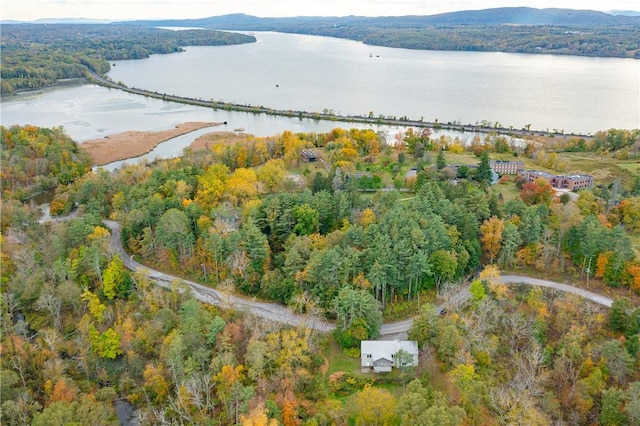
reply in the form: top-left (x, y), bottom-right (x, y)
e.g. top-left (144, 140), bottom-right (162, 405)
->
top-left (105, 31), bottom-right (639, 134)
top-left (2, 31), bottom-right (638, 154)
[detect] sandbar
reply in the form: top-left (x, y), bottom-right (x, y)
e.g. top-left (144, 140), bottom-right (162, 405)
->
top-left (80, 122), bottom-right (222, 166)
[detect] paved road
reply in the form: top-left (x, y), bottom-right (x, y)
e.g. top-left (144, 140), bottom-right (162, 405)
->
top-left (102, 221), bottom-right (615, 339)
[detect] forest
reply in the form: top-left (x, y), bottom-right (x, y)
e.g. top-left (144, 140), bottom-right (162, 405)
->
top-left (0, 24), bottom-right (256, 95)
top-left (1, 124), bottom-right (639, 425)
top-left (358, 25), bottom-right (640, 58)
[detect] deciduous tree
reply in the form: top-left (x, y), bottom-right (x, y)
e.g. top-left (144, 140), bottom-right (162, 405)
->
top-left (480, 216), bottom-right (504, 264)
top-left (354, 384), bottom-right (396, 426)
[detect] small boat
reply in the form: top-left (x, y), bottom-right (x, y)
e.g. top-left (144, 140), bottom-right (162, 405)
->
top-left (234, 128), bottom-right (245, 132)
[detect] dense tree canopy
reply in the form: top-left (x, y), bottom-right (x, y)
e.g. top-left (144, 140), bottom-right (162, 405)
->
top-left (0, 24), bottom-right (255, 94)
top-left (1, 124), bottom-right (638, 425)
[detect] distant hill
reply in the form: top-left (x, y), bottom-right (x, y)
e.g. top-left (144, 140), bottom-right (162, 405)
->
top-left (608, 10), bottom-right (640, 16)
top-left (116, 7), bottom-right (639, 29)
top-left (110, 7), bottom-right (640, 59)
top-left (3, 17), bottom-right (113, 24)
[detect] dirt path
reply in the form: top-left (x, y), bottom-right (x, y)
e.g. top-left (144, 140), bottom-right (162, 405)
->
top-left (80, 122), bottom-right (223, 165)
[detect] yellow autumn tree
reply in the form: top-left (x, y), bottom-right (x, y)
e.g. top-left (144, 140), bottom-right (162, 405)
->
top-left (257, 159), bottom-right (286, 193)
top-left (281, 131), bottom-right (308, 166)
top-left (480, 216), bottom-right (504, 264)
top-left (240, 403), bottom-right (279, 426)
top-left (479, 264), bottom-right (510, 300)
top-left (88, 225), bottom-right (111, 252)
top-left (195, 163), bottom-right (229, 209)
top-left (226, 167), bottom-right (258, 206)
top-left (143, 363), bottom-right (169, 404)
top-left (359, 208), bottom-right (376, 227)
top-left (354, 384), bottom-right (397, 426)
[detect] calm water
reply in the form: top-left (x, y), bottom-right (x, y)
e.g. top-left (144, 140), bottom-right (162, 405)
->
top-left (2, 31), bottom-right (638, 161)
top-left (105, 31), bottom-right (639, 134)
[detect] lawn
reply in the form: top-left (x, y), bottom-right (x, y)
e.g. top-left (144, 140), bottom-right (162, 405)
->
top-left (324, 337), bottom-right (362, 377)
top-left (491, 178), bottom-right (522, 203)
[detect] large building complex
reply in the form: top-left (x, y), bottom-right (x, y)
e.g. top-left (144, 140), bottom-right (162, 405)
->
top-left (522, 170), bottom-right (594, 190)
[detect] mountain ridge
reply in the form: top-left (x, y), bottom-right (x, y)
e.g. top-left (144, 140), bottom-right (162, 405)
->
top-left (112, 7), bottom-right (639, 28)
top-left (5, 7), bottom-right (638, 26)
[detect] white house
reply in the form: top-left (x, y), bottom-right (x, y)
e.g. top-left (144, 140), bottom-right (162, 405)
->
top-left (361, 340), bottom-right (419, 373)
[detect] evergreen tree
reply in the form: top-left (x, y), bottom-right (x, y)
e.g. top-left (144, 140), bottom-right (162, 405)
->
top-left (436, 149), bottom-right (447, 170)
top-left (476, 151), bottom-right (493, 184)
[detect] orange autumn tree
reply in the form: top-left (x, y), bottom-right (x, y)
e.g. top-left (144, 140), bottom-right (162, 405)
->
top-left (626, 263), bottom-right (640, 293)
top-left (520, 177), bottom-right (555, 205)
top-left (595, 251), bottom-right (613, 279)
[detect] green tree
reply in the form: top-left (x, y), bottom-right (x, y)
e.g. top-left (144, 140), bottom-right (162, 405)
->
top-left (239, 220), bottom-right (271, 293)
top-left (333, 286), bottom-right (383, 341)
top-left (101, 254), bottom-right (130, 299)
top-left (600, 340), bottom-right (634, 384)
top-left (396, 379), bottom-right (466, 426)
top-left (292, 203), bottom-right (320, 236)
top-left (609, 297), bottom-right (632, 333)
top-left (469, 279), bottom-right (486, 301)
top-left (408, 303), bottom-right (441, 347)
top-left (599, 387), bottom-right (628, 426)
top-left (476, 151), bottom-right (493, 184)
top-left (311, 172), bottom-right (332, 194)
top-left (498, 222), bottom-right (521, 267)
top-left (32, 398), bottom-right (116, 426)
top-left (156, 208), bottom-right (195, 259)
top-left (626, 382), bottom-right (640, 425)
top-left (436, 149), bottom-right (447, 170)
top-left (394, 348), bottom-right (416, 389)
top-left (88, 326), bottom-right (122, 359)
top-left (430, 250), bottom-right (457, 293)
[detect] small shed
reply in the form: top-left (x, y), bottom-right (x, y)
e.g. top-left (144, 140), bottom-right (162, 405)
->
top-left (300, 149), bottom-right (318, 162)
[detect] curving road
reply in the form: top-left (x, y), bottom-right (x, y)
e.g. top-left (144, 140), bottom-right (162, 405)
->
top-left (103, 221), bottom-right (615, 339)
top-left (104, 221), bottom-right (335, 332)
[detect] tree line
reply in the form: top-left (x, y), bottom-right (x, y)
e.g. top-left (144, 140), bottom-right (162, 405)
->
top-left (0, 24), bottom-right (256, 94)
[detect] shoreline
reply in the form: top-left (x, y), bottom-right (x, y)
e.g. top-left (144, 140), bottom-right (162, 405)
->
top-left (80, 122), bottom-right (223, 166)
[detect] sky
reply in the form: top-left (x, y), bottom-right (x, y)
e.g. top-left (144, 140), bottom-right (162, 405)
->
top-left (3, 0), bottom-right (639, 22)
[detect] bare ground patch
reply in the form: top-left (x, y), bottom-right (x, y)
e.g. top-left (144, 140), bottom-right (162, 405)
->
top-left (80, 122), bottom-right (222, 166)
